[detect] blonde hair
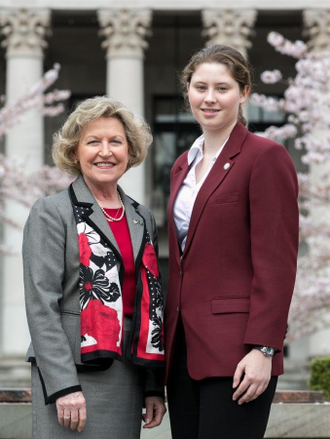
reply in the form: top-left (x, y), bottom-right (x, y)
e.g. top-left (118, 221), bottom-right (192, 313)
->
top-left (52, 96), bottom-right (153, 175)
top-left (181, 45), bottom-right (252, 126)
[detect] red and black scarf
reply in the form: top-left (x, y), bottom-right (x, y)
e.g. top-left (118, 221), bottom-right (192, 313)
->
top-left (70, 184), bottom-right (164, 368)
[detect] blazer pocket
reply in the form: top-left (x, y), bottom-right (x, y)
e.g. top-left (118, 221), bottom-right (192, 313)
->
top-left (211, 297), bottom-right (250, 314)
top-left (211, 191), bottom-right (240, 205)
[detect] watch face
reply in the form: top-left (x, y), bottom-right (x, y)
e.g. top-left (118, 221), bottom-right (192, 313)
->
top-left (254, 346), bottom-right (275, 356)
top-left (262, 347), bottom-right (275, 356)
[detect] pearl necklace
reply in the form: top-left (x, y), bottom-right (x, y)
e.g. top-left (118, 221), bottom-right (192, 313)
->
top-left (99, 192), bottom-right (125, 222)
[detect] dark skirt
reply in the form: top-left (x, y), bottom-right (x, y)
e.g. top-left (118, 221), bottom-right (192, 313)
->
top-left (31, 318), bottom-right (144, 439)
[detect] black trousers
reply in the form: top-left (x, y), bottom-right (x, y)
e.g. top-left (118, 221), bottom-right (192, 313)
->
top-left (167, 319), bottom-right (277, 439)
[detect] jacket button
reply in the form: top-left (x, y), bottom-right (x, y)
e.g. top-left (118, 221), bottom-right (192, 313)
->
top-left (179, 270), bottom-right (183, 277)
top-left (176, 306), bottom-right (180, 312)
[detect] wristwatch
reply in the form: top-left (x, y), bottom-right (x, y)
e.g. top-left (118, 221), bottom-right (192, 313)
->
top-left (253, 346), bottom-right (275, 357)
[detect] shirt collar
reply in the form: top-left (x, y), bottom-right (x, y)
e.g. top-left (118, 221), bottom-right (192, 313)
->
top-left (187, 134), bottom-right (204, 165)
top-left (187, 134), bottom-right (229, 166)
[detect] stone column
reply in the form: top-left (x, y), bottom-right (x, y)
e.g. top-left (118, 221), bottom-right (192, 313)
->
top-left (0, 8), bottom-right (51, 357)
top-left (98, 8), bottom-right (152, 205)
top-left (0, 8), bottom-right (51, 171)
top-left (304, 9), bottom-right (330, 52)
top-left (202, 9), bottom-right (257, 59)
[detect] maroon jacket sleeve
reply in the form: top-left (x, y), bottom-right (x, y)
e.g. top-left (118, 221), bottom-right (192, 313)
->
top-left (243, 143), bottom-right (299, 351)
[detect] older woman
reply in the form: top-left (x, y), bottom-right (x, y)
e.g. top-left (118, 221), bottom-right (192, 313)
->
top-left (23, 96), bottom-right (166, 438)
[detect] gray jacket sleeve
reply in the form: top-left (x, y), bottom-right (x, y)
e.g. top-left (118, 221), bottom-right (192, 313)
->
top-left (23, 197), bottom-right (81, 404)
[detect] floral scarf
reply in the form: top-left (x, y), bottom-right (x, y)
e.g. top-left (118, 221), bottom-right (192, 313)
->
top-left (70, 185), bottom-right (165, 368)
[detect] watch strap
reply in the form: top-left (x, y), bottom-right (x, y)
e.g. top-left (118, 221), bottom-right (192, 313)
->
top-left (253, 345), bottom-right (275, 357)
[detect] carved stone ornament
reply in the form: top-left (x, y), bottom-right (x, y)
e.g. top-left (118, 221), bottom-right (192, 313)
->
top-left (0, 8), bottom-right (51, 57)
top-left (98, 8), bottom-right (152, 57)
top-left (304, 9), bottom-right (330, 52)
top-left (202, 9), bottom-right (257, 57)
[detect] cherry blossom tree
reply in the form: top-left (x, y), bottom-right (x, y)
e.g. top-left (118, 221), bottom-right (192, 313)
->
top-left (0, 64), bottom-right (73, 253)
top-left (250, 32), bottom-right (330, 343)
top-left (0, 63), bottom-right (70, 137)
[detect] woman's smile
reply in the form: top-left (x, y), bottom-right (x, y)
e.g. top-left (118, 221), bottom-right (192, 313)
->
top-left (201, 108), bottom-right (221, 117)
top-left (94, 161), bottom-right (116, 169)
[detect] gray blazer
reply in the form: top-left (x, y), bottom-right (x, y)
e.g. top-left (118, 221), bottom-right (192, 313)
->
top-left (23, 175), bottom-right (163, 404)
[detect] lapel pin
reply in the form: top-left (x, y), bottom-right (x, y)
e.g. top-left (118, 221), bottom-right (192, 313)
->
top-left (223, 163), bottom-right (231, 170)
top-left (133, 219), bottom-right (143, 226)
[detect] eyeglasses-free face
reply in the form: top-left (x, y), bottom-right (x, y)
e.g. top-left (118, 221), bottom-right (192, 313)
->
top-left (187, 62), bottom-right (249, 134)
top-left (75, 116), bottom-right (130, 193)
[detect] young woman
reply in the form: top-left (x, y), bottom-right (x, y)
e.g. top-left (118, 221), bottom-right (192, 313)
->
top-left (165, 45), bottom-right (299, 439)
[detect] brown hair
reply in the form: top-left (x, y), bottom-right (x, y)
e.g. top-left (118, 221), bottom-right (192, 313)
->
top-left (181, 45), bottom-right (251, 126)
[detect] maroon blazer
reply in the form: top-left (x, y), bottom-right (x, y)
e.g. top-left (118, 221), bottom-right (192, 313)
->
top-left (165, 122), bottom-right (299, 383)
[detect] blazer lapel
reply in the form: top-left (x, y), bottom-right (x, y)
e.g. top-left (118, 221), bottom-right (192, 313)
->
top-left (183, 123), bottom-right (248, 258)
top-left (71, 175), bottom-right (121, 256)
top-left (167, 152), bottom-right (190, 267)
top-left (119, 188), bottom-right (145, 263)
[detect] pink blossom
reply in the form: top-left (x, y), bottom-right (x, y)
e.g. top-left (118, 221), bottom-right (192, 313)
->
top-left (249, 93), bottom-right (284, 112)
top-left (42, 104), bottom-right (65, 116)
top-left (43, 89), bottom-right (71, 105)
top-left (260, 69), bottom-right (282, 84)
top-left (261, 124), bottom-right (297, 140)
top-left (267, 31), bottom-right (307, 58)
top-left (0, 63), bottom-right (71, 139)
top-left (0, 153), bottom-right (74, 238)
top-left (267, 31), bottom-right (284, 47)
top-left (0, 64), bottom-right (72, 254)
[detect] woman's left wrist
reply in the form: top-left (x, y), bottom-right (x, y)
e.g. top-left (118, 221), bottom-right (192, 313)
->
top-left (252, 345), bottom-right (275, 357)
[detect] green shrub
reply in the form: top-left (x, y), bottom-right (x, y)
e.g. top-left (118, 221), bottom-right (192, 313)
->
top-left (310, 356), bottom-right (330, 400)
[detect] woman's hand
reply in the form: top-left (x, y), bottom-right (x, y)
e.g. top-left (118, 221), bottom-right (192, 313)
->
top-left (142, 396), bottom-right (167, 429)
top-left (232, 349), bottom-right (272, 405)
top-left (56, 391), bottom-right (87, 432)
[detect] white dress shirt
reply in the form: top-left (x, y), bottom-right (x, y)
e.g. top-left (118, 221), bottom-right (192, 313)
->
top-left (173, 134), bottom-right (228, 252)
